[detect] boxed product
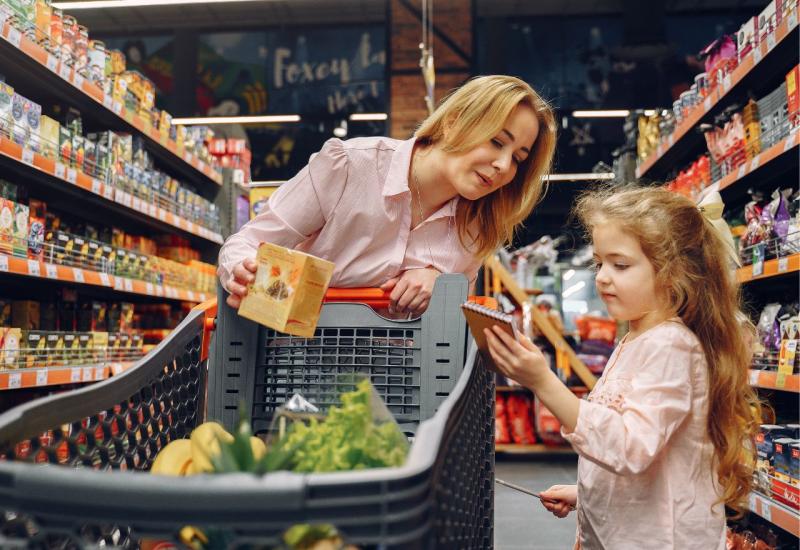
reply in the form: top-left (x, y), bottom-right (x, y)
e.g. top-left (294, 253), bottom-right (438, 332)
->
top-left (131, 332), bottom-right (143, 353)
top-left (0, 82), bottom-right (14, 137)
top-left (791, 441), bottom-right (800, 487)
top-left (62, 332), bottom-right (77, 364)
top-left (119, 302), bottom-right (134, 333)
top-left (107, 302), bottom-right (120, 332)
top-left (91, 331), bottom-right (108, 362)
top-left (773, 437), bottom-right (796, 483)
top-left (58, 299), bottom-right (75, 332)
top-left (788, 65), bottom-right (799, 127)
top-left (0, 327), bottom-right (21, 369)
top-left (13, 202), bottom-right (28, 257)
top-left (58, 125), bottom-right (72, 166)
top-left (12, 300), bottom-right (40, 330)
top-left (106, 332), bottom-right (119, 361)
top-left (238, 242), bottom-right (335, 337)
top-left (0, 198), bottom-right (14, 254)
top-left (24, 330), bottom-right (47, 368)
top-left (27, 198), bottom-right (45, 261)
top-left (0, 300), bottom-right (11, 327)
top-left (77, 332), bottom-right (92, 364)
top-left (771, 475), bottom-right (799, 511)
top-left (45, 331), bottom-right (64, 367)
top-left (118, 332), bottom-right (130, 359)
top-left (11, 93), bottom-right (40, 151)
top-left (39, 302), bottom-right (57, 331)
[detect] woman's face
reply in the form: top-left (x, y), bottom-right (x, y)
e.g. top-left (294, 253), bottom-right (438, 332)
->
top-left (442, 103), bottom-right (539, 201)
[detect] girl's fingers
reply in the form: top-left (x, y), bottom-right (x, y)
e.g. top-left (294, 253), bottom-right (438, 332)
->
top-left (242, 258), bottom-right (257, 273)
top-left (227, 280), bottom-right (248, 297)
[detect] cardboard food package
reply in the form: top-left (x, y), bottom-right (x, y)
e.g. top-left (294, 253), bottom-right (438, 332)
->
top-left (0, 327), bottom-right (21, 370)
top-left (238, 242), bottom-right (334, 338)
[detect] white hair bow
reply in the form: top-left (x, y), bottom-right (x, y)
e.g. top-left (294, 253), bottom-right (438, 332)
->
top-left (697, 191), bottom-right (741, 268)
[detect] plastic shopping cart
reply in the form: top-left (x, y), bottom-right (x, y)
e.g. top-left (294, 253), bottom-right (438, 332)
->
top-left (0, 274), bottom-right (495, 549)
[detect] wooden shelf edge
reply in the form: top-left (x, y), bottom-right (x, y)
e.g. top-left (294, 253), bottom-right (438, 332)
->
top-left (749, 369), bottom-right (800, 393)
top-left (495, 443), bottom-right (575, 455)
top-left (0, 361), bottom-right (136, 390)
top-left (736, 254), bottom-right (800, 283)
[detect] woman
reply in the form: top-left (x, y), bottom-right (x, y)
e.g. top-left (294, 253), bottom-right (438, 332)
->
top-left (218, 75), bottom-right (557, 316)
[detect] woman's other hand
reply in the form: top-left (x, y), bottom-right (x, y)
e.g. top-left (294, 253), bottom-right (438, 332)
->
top-left (225, 258), bottom-right (257, 309)
top-left (539, 484), bottom-right (577, 518)
top-left (380, 267), bottom-right (440, 317)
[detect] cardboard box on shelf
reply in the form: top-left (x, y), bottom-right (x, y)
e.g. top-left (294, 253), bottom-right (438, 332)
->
top-left (0, 199), bottom-right (15, 255)
top-left (91, 331), bottom-right (108, 363)
top-left (0, 301), bottom-right (11, 327)
top-left (45, 332), bottom-right (64, 367)
top-left (24, 330), bottom-right (47, 368)
top-left (13, 203), bottom-right (29, 258)
top-left (0, 327), bottom-right (21, 370)
top-left (12, 301), bottom-right (40, 331)
top-left (62, 332), bottom-right (77, 365)
top-left (0, 82), bottom-right (15, 138)
top-left (39, 115), bottom-right (59, 160)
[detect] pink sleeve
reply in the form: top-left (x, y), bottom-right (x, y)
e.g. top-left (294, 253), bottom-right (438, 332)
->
top-left (217, 139), bottom-right (349, 291)
top-left (562, 331), bottom-right (697, 475)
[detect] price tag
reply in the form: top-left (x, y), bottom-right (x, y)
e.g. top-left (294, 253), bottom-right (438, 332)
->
top-left (177, 217), bottom-right (185, 230)
top-left (789, 10), bottom-right (798, 29)
top-left (749, 370), bottom-right (760, 386)
top-left (723, 74), bottom-right (732, 92)
top-left (158, 209), bottom-right (167, 221)
top-left (103, 95), bottom-right (113, 110)
top-left (749, 493), bottom-right (757, 511)
top-left (184, 152), bottom-right (192, 163)
top-left (21, 148), bottom-right (34, 165)
top-left (132, 197), bottom-right (141, 212)
top-left (112, 101), bottom-right (122, 116)
top-left (45, 263), bottom-right (58, 279)
top-left (72, 267), bottom-right (84, 283)
top-left (82, 367), bottom-right (93, 382)
top-left (145, 282), bottom-right (154, 295)
top-left (55, 162), bottom-right (66, 179)
top-left (737, 164), bottom-right (746, 179)
top-left (71, 367), bottom-right (81, 382)
top-left (36, 369), bottom-right (48, 386)
top-left (95, 367), bottom-right (105, 381)
top-left (123, 278), bottom-right (133, 292)
top-left (92, 179), bottom-right (102, 195)
top-left (149, 204), bottom-right (157, 217)
top-left (155, 285), bottom-right (164, 297)
top-left (124, 193), bottom-right (133, 208)
top-left (667, 134), bottom-right (674, 148)
top-left (8, 372), bottom-right (21, 389)
top-left (0, 255), bottom-right (7, 272)
top-left (99, 273), bottom-right (111, 286)
top-left (785, 132), bottom-right (797, 151)
top-left (198, 160), bottom-right (206, 171)
top-left (109, 363), bottom-right (122, 375)
top-left (59, 62), bottom-right (71, 81)
top-left (752, 243), bottom-right (765, 277)
top-left (103, 185), bottom-right (114, 201)
top-left (766, 33), bottom-right (777, 51)
top-left (753, 46), bottom-right (763, 65)
top-left (656, 144), bottom-right (663, 156)
top-left (114, 189), bottom-right (123, 204)
top-left (187, 290), bottom-right (196, 302)
top-left (778, 256), bottom-right (789, 272)
top-left (46, 54), bottom-right (58, 72)
top-left (66, 168), bottom-right (77, 184)
top-left (72, 73), bottom-right (84, 89)
top-left (26, 259), bottom-right (40, 277)
top-left (761, 497), bottom-right (771, 522)
top-left (750, 156), bottom-right (760, 171)
top-left (114, 277), bottom-right (124, 291)
top-left (6, 26), bottom-right (21, 48)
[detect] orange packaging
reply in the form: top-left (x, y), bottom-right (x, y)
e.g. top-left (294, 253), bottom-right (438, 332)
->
top-left (238, 242), bottom-right (334, 337)
top-left (787, 65), bottom-right (799, 126)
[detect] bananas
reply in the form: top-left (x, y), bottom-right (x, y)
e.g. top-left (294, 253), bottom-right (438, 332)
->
top-left (189, 422), bottom-right (234, 474)
top-left (150, 438), bottom-right (193, 476)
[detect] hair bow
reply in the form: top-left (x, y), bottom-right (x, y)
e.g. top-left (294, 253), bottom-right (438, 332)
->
top-left (697, 190), bottom-right (741, 268)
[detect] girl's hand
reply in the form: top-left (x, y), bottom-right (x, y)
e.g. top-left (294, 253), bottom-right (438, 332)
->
top-left (539, 484), bottom-right (577, 518)
top-left (225, 258), bottom-right (257, 309)
top-left (380, 267), bottom-right (440, 316)
top-left (484, 325), bottom-right (550, 390)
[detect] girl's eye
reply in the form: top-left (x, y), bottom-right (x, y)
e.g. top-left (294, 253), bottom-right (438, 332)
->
top-left (512, 156), bottom-right (521, 165)
top-left (591, 262), bottom-right (601, 272)
top-left (491, 138), bottom-right (503, 148)
top-left (614, 264), bottom-right (629, 270)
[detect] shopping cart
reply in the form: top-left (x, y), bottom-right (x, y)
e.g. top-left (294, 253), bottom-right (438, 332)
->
top-left (0, 274), bottom-right (495, 549)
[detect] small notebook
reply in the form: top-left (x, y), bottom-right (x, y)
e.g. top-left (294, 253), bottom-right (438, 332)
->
top-left (461, 301), bottom-right (518, 355)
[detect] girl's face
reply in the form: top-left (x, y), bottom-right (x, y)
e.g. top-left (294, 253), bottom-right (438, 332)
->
top-left (441, 103), bottom-right (539, 201)
top-left (592, 220), bottom-right (670, 334)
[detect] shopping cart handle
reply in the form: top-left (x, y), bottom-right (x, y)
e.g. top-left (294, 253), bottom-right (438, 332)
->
top-left (323, 288), bottom-right (392, 308)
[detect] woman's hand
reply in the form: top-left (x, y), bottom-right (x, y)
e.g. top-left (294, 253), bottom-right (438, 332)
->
top-left (225, 258), bottom-right (257, 309)
top-left (539, 484), bottom-right (577, 518)
top-left (380, 267), bottom-right (440, 317)
top-left (484, 326), bottom-right (551, 390)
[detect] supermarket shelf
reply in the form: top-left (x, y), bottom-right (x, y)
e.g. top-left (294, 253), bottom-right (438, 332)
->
top-left (495, 444), bottom-right (575, 455)
top-left (0, 254), bottom-right (210, 304)
top-left (749, 369), bottom-right (800, 393)
top-left (636, 14), bottom-right (798, 179)
top-left (736, 254), bottom-right (799, 283)
top-left (0, 136), bottom-right (224, 246)
top-left (0, 20), bottom-right (222, 190)
top-left (748, 492), bottom-right (800, 537)
top-left (0, 361), bottom-right (135, 391)
top-left (716, 131), bottom-right (799, 193)
top-left (496, 385), bottom-right (530, 392)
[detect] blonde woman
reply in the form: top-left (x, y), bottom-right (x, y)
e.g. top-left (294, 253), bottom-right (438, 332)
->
top-left (219, 75), bottom-right (557, 315)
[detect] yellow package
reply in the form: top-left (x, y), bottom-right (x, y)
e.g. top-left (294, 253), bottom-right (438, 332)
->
top-left (238, 242), bottom-right (334, 338)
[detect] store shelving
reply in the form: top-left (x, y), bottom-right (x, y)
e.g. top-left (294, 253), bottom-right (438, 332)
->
top-left (0, 19), bottom-right (223, 190)
top-left (0, 361), bottom-right (136, 391)
top-left (636, 13), bottom-right (798, 179)
top-left (0, 253), bottom-right (210, 304)
top-left (749, 369), bottom-right (800, 393)
top-left (495, 444), bottom-right (575, 455)
top-left (748, 492), bottom-right (800, 537)
top-left (736, 254), bottom-right (800, 283)
top-left (715, 131), bottom-right (798, 193)
top-left (0, 136), bottom-right (224, 246)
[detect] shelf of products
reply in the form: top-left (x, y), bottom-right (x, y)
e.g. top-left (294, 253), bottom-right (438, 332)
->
top-left (495, 444), bottom-right (575, 455)
top-left (0, 18), bottom-right (223, 188)
top-left (0, 135), bottom-right (224, 245)
top-left (716, 131), bottom-right (798, 193)
top-left (636, 13), bottom-right (798, 178)
top-left (736, 253), bottom-right (799, 283)
top-left (0, 361), bottom-right (136, 390)
top-left (748, 492), bottom-right (800, 537)
top-left (749, 369), bottom-right (800, 393)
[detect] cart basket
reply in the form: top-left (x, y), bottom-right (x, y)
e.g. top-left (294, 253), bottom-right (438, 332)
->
top-left (0, 274), bottom-right (495, 549)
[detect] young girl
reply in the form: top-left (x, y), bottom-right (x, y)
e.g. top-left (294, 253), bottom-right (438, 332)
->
top-left (485, 186), bottom-right (761, 549)
top-left (219, 75), bottom-right (556, 316)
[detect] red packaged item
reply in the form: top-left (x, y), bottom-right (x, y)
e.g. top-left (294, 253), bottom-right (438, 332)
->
top-left (495, 394), bottom-right (511, 444)
top-left (575, 316), bottom-right (617, 344)
top-left (507, 394), bottom-right (536, 445)
top-left (535, 396), bottom-right (565, 446)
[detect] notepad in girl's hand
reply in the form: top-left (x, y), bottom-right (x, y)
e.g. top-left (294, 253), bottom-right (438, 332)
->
top-left (461, 301), bottom-right (518, 356)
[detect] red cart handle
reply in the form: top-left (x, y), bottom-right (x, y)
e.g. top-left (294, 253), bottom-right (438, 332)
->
top-left (323, 288), bottom-right (392, 308)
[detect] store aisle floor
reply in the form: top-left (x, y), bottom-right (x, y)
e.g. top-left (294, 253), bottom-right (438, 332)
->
top-left (494, 457), bottom-right (579, 549)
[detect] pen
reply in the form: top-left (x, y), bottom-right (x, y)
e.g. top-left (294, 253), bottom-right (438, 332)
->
top-left (495, 478), bottom-right (577, 510)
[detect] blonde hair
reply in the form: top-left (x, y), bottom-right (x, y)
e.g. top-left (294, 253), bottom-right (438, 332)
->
top-left (574, 185), bottom-right (762, 516)
top-left (415, 75), bottom-right (557, 258)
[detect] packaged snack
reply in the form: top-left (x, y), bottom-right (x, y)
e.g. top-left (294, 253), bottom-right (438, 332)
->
top-left (495, 393), bottom-right (511, 444)
top-left (58, 124), bottom-right (72, 166)
top-left (0, 199), bottom-right (14, 255)
top-left (27, 199), bottom-right (45, 261)
top-left (49, 7), bottom-right (62, 53)
top-left (107, 302), bottom-right (120, 332)
top-left (238, 242), bottom-right (335, 337)
top-left (119, 302), bottom-right (134, 333)
top-left (62, 332), bottom-right (77, 365)
top-left (45, 331), bottom-right (63, 367)
top-left (0, 328), bottom-right (22, 370)
top-left (25, 330), bottom-right (47, 368)
top-left (12, 300), bottom-right (39, 330)
top-left (506, 393), bottom-right (536, 445)
top-left (33, 0), bottom-right (51, 43)
top-left (13, 203), bottom-right (28, 258)
top-left (77, 332), bottom-right (92, 364)
top-left (39, 115), bottom-right (59, 159)
top-left (0, 300), bottom-right (11, 327)
top-left (91, 331), bottom-right (108, 363)
top-left (0, 82), bottom-right (14, 138)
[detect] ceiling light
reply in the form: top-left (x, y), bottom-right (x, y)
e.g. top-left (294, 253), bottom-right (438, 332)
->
top-left (563, 280), bottom-right (586, 299)
top-left (563, 269), bottom-right (575, 281)
top-left (53, 0), bottom-right (264, 9)
top-left (349, 113), bottom-right (388, 121)
top-left (545, 172), bottom-right (615, 182)
top-left (643, 109), bottom-right (657, 116)
top-left (171, 115), bottom-right (301, 125)
top-left (248, 181), bottom-right (285, 187)
top-left (572, 110), bottom-right (630, 118)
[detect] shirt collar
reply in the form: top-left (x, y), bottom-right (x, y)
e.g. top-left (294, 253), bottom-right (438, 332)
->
top-left (382, 136), bottom-right (416, 197)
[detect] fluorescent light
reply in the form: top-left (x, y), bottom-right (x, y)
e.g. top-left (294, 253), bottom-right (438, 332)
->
top-left (572, 110), bottom-right (630, 118)
top-left (563, 269), bottom-right (575, 281)
top-left (171, 115), bottom-right (300, 125)
top-left (562, 281), bottom-right (586, 299)
top-left (53, 0), bottom-right (264, 9)
top-left (349, 113), bottom-right (388, 121)
top-left (248, 181), bottom-right (285, 187)
top-left (545, 173), bottom-right (615, 182)
top-left (643, 109), bottom-right (657, 116)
